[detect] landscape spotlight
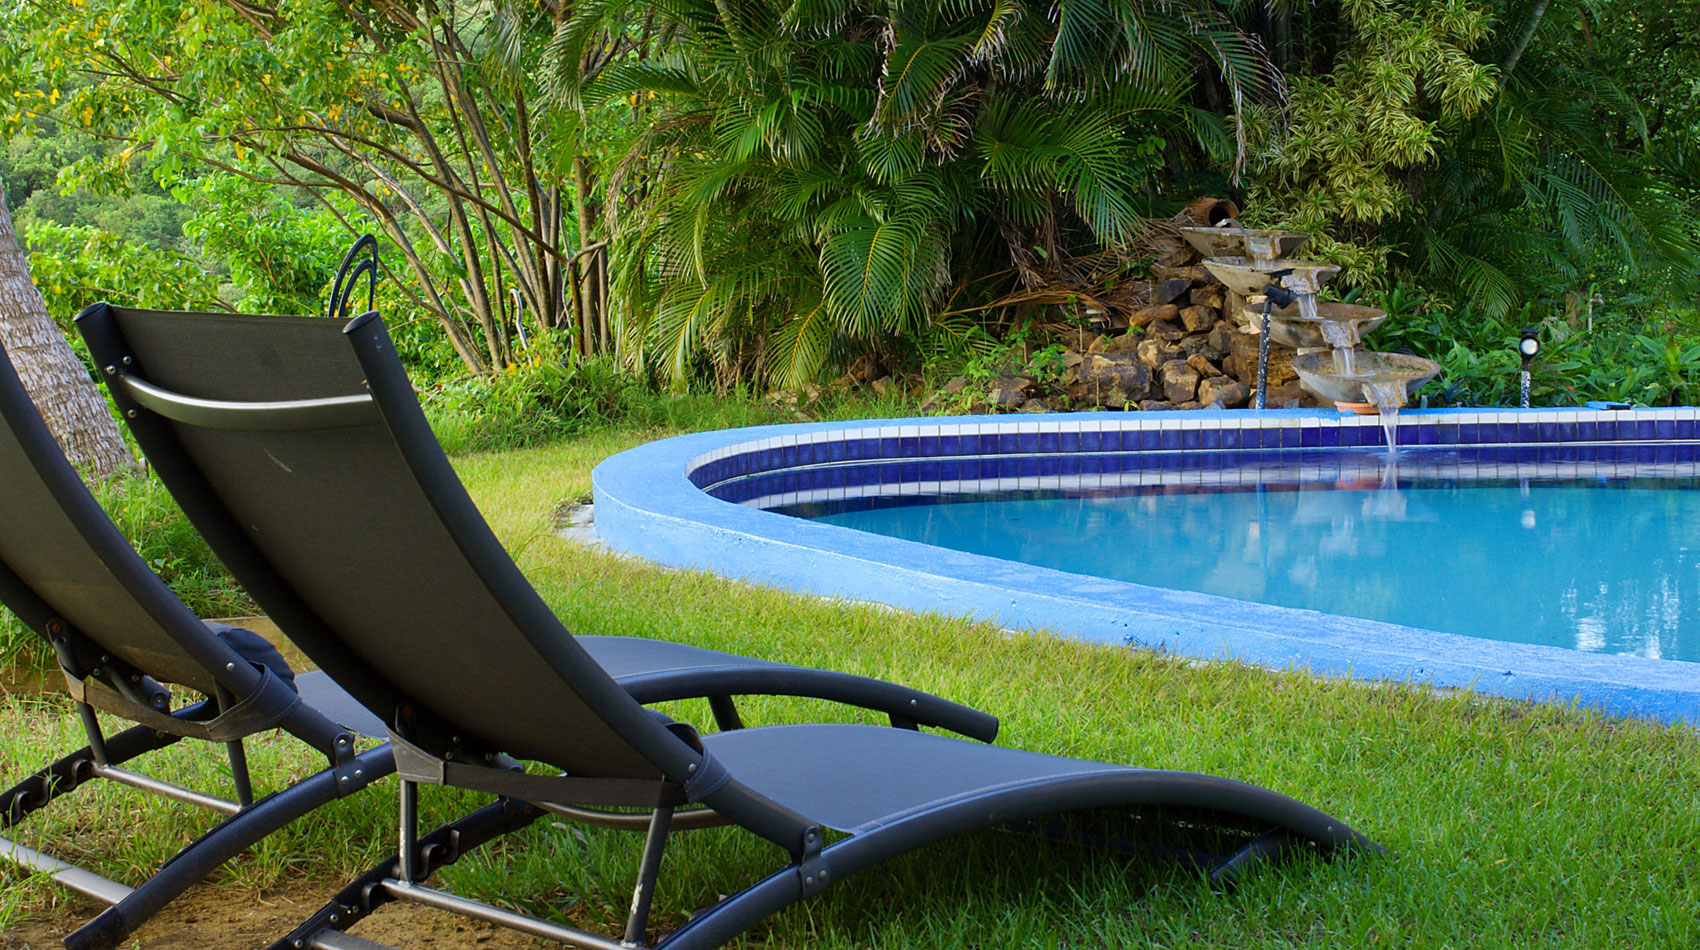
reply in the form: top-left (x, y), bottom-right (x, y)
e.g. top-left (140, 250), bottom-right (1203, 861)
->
top-left (1519, 328), bottom-right (1540, 362)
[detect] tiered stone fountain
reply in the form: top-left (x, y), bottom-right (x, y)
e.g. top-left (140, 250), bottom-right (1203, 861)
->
top-left (1182, 221), bottom-right (1440, 447)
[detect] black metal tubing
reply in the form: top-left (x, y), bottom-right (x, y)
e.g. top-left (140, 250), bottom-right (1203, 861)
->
top-left (270, 797), bottom-right (545, 950)
top-left (110, 370), bottom-right (380, 431)
top-left (612, 666), bottom-right (996, 743)
top-left (277, 766), bottom-right (1378, 950)
top-left (0, 721), bottom-right (189, 830)
top-left (65, 746), bottom-right (396, 950)
top-left (327, 235), bottom-right (379, 321)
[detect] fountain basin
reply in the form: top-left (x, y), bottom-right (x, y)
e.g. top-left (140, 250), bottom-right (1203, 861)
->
top-left (1255, 302), bottom-right (1389, 350)
top-left (1201, 257), bottom-right (1341, 297)
top-left (1292, 351), bottom-right (1440, 408)
top-left (1179, 226), bottom-right (1310, 262)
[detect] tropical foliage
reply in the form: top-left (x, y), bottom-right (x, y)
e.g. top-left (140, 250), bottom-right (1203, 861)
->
top-left (559, 0), bottom-right (1275, 386)
top-left (0, 0), bottom-right (625, 372)
top-left (1, 0), bottom-right (1698, 399)
top-left (1240, 0), bottom-right (1700, 318)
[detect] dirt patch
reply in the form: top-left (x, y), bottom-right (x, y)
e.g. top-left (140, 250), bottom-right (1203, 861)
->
top-left (0, 665), bottom-right (54, 698)
top-left (4, 880), bottom-right (549, 949)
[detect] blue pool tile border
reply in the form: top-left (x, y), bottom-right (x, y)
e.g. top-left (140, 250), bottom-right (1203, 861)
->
top-left (594, 408), bottom-right (1700, 725)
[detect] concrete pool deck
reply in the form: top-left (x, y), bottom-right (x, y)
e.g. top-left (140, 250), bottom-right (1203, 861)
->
top-left (592, 409), bottom-right (1700, 725)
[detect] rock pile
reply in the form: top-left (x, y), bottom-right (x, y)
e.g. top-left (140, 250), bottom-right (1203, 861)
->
top-left (942, 257), bottom-right (1314, 414)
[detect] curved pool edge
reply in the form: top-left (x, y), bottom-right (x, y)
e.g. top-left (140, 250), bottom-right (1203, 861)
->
top-left (592, 410), bottom-right (1700, 726)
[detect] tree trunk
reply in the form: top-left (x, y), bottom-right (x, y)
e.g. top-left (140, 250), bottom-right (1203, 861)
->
top-left (0, 189), bottom-right (135, 479)
top-left (573, 155), bottom-right (601, 356)
top-left (1501, 0), bottom-right (1552, 82)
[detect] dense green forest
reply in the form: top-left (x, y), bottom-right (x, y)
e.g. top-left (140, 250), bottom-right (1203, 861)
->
top-left (3, 0), bottom-right (1699, 410)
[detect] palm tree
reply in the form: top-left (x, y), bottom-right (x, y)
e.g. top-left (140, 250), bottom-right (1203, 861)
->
top-left (555, 0), bottom-right (1276, 386)
top-left (1392, 25), bottom-right (1700, 317)
top-left (0, 188), bottom-right (133, 478)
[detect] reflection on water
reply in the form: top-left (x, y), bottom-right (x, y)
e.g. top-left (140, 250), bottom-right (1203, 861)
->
top-left (796, 465), bottom-right (1700, 663)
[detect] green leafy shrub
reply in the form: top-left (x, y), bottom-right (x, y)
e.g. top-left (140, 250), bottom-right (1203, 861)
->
top-left (1365, 283), bottom-right (1700, 407)
top-left (424, 339), bottom-right (644, 454)
top-left (24, 221), bottom-right (224, 324)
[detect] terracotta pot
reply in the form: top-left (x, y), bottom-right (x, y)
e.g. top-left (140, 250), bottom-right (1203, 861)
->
top-left (1183, 196), bottom-right (1241, 226)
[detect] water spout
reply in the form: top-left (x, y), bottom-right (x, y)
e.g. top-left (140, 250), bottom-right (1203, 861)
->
top-left (1362, 379), bottom-right (1408, 453)
top-left (1318, 318), bottom-right (1359, 350)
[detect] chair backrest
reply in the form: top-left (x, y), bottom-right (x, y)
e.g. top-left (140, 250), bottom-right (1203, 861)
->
top-left (77, 305), bottom-right (698, 782)
top-left (0, 337), bottom-right (254, 699)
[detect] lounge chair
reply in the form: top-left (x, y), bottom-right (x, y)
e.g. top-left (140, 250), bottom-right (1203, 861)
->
top-left (0, 337), bottom-right (394, 947)
top-left (2, 329), bottom-right (992, 950)
top-left (79, 304), bottom-right (1378, 950)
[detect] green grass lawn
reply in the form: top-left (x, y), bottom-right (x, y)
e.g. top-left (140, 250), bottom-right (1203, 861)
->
top-left (3, 424), bottom-right (1699, 948)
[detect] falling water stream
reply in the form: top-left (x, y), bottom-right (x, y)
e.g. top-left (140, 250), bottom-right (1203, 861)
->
top-left (1362, 379), bottom-right (1408, 452)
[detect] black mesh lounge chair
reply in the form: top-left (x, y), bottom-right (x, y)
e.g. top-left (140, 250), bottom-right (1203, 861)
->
top-left (79, 305), bottom-right (1378, 950)
top-left (0, 337), bottom-right (394, 947)
top-left (3, 325), bottom-right (991, 950)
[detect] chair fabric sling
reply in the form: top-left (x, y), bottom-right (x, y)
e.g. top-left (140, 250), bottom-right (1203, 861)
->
top-left (80, 305), bottom-right (1380, 950)
top-left (0, 337), bottom-right (395, 950)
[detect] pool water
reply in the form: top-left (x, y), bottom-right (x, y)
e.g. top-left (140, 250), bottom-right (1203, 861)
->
top-left (779, 458), bottom-right (1700, 663)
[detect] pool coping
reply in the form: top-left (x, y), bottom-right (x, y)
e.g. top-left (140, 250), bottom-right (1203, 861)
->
top-left (592, 408), bottom-right (1700, 725)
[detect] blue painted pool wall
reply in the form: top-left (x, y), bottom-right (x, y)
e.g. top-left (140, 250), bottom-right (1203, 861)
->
top-left (593, 408), bottom-right (1700, 725)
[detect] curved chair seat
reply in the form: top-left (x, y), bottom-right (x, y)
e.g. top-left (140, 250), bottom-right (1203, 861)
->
top-left (651, 724), bottom-right (1373, 950)
top-left (704, 723), bottom-right (1360, 840)
top-left (275, 724), bottom-right (1372, 950)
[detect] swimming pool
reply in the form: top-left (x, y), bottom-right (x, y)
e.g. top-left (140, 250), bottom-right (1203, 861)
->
top-left (593, 409), bottom-right (1700, 723)
top-left (775, 449), bottom-right (1700, 664)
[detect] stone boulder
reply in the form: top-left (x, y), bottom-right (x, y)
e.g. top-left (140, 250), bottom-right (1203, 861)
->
top-left (1186, 354), bottom-right (1221, 378)
top-left (1180, 305), bottom-right (1217, 332)
top-left (1160, 359), bottom-right (1200, 404)
top-left (1151, 264), bottom-right (1207, 283)
top-left (1151, 278), bottom-right (1192, 307)
top-left (1127, 304), bottom-right (1180, 328)
top-left (1198, 376), bottom-right (1250, 408)
top-left (1098, 332), bottom-right (1144, 356)
top-left (1207, 322), bottom-right (1237, 356)
top-left (1136, 338), bottom-right (1181, 369)
top-left (1266, 381), bottom-right (1307, 408)
top-left (1080, 353), bottom-right (1154, 402)
top-left (1147, 319), bottom-right (1188, 342)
